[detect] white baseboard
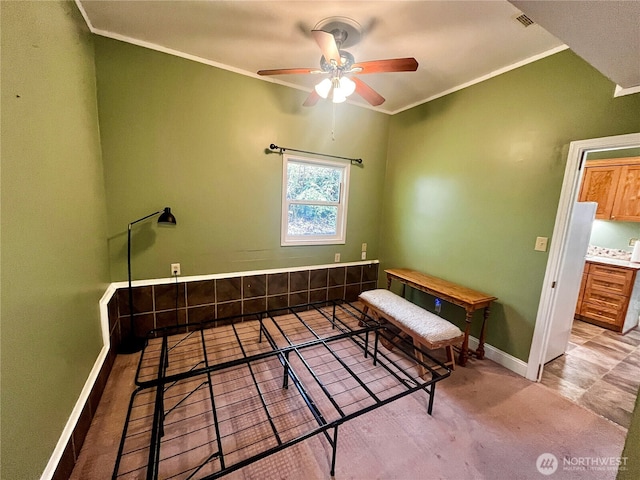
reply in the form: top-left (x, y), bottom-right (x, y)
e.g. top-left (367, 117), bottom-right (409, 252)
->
top-left (40, 285), bottom-right (116, 479)
top-left (39, 344), bottom-right (109, 480)
top-left (468, 336), bottom-right (528, 377)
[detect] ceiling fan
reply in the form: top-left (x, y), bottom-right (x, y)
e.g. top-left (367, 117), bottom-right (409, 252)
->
top-left (257, 18), bottom-right (418, 107)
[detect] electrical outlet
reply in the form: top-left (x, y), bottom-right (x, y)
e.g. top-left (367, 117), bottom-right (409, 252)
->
top-left (534, 237), bottom-right (549, 252)
top-left (630, 238), bottom-right (638, 246)
top-left (171, 263), bottom-right (181, 276)
top-left (334, 253), bottom-right (341, 262)
top-left (361, 243), bottom-right (367, 252)
top-left (361, 251), bottom-right (367, 260)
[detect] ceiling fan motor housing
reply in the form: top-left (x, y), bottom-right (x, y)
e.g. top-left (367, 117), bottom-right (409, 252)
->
top-left (330, 28), bottom-right (349, 48)
top-left (314, 16), bottom-right (363, 48)
top-left (320, 50), bottom-right (355, 72)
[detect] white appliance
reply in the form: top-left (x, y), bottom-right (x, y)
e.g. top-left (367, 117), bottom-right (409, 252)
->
top-left (544, 201), bottom-right (597, 364)
top-left (632, 240), bottom-right (640, 263)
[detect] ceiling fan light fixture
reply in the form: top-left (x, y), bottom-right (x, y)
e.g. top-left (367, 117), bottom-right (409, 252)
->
top-left (338, 77), bottom-right (356, 97)
top-left (315, 76), bottom-right (356, 103)
top-left (314, 78), bottom-right (333, 98)
top-left (332, 90), bottom-right (347, 103)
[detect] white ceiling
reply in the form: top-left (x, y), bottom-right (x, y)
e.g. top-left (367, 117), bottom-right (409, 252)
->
top-left (511, 0), bottom-right (640, 91)
top-left (76, 1), bottom-right (638, 115)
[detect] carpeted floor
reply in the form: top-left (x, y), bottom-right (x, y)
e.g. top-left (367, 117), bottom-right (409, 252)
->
top-left (71, 329), bottom-right (628, 480)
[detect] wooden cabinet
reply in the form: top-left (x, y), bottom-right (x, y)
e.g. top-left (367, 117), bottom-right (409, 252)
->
top-left (579, 157), bottom-right (640, 221)
top-left (612, 163), bottom-right (640, 221)
top-left (575, 261), bottom-right (638, 332)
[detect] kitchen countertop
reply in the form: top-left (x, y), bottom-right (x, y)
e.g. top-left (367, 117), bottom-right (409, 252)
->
top-left (585, 255), bottom-right (640, 270)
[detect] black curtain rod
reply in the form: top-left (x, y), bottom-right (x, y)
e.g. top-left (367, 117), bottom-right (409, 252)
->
top-left (268, 144), bottom-right (363, 165)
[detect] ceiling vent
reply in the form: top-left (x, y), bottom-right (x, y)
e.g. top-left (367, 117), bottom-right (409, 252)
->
top-left (515, 13), bottom-right (535, 27)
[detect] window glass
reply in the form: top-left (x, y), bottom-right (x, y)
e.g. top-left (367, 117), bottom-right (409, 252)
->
top-left (287, 204), bottom-right (338, 236)
top-left (282, 154), bottom-right (350, 246)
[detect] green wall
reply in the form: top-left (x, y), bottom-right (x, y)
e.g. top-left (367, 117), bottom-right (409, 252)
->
top-left (382, 50), bottom-right (640, 361)
top-left (0, 1), bottom-right (110, 479)
top-left (590, 220), bottom-right (640, 252)
top-left (587, 147), bottom-right (640, 160)
top-left (94, 37), bottom-right (390, 282)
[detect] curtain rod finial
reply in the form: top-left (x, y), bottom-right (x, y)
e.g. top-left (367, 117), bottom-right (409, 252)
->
top-left (269, 143), bottom-right (285, 154)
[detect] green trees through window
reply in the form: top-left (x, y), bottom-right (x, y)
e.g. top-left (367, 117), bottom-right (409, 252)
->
top-left (287, 163), bottom-right (340, 235)
top-left (282, 155), bottom-right (350, 245)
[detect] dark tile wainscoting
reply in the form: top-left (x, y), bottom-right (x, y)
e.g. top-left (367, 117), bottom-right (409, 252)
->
top-left (111, 262), bottom-right (379, 347)
top-left (53, 262), bottom-right (378, 479)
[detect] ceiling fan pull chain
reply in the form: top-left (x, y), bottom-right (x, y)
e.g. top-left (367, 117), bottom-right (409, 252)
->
top-left (332, 102), bottom-right (336, 141)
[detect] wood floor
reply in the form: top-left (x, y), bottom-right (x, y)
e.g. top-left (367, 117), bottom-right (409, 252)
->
top-left (541, 319), bottom-right (640, 429)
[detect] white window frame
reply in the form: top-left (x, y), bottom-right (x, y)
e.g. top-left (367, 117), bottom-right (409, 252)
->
top-left (281, 153), bottom-right (350, 246)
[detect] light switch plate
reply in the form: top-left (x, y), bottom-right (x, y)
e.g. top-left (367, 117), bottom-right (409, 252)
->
top-left (534, 237), bottom-right (549, 252)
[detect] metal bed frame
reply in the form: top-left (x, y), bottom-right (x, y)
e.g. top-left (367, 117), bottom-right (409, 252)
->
top-left (112, 300), bottom-right (451, 479)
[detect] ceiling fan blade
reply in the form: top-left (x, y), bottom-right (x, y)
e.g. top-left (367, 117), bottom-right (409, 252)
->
top-left (257, 67), bottom-right (319, 76)
top-left (352, 77), bottom-right (385, 106)
top-left (303, 90), bottom-right (321, 107)
top-left (311, 30), bottom-right (342, 66)
top-left (353, 58), bottom-right (419, 74)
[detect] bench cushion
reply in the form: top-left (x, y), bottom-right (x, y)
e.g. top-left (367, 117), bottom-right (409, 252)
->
top-left (359, 289), bottom-right (462, 344)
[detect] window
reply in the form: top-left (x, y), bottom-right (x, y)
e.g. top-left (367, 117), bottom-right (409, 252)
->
top-left (281, 154), bottom-right (350, 246)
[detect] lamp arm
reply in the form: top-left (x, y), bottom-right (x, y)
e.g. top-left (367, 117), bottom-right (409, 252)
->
top-left (126, 210), bottom-right (161, 351)
top-left (128, 210), bottom-right (163, 228)
top-left (127, 209), bottom-right (162, 327)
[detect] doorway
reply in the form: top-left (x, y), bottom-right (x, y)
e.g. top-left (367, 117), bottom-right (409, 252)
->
top-left (527, 132), bottom-right (640, 381)
top-left (528, 132), bottom-right (640, 426)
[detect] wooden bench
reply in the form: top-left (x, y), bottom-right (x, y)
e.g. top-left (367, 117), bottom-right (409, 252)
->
top-left (359, 289), bottom-right (464, 371)
top-left (385, 268), bottom-right (497, 366)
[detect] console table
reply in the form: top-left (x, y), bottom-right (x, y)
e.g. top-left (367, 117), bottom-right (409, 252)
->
top-left (385, 268), bottom-right (497, 366)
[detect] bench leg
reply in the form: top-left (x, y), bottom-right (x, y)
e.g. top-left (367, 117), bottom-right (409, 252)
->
top-left (445, 345), bottom-right (456, 371)
top-left (370, 310), bottom-right (396, 351)
top-left (359, 305), bottom-right (369, 327)
top-left (412, 337), bottom-right (427, 379)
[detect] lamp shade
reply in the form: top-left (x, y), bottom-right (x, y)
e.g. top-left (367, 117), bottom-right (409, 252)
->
top-left (315, 76), bottom-right (356, 104)
top-left (158, 207), bottom-right (177, 225)
top-left (331, 90), bottom-right (347, 103)
top-left (337, 77), bottom-right (356, 97)
top-left (314, 78), bottom-right (332, 99)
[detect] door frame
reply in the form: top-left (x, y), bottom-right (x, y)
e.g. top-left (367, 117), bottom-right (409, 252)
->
top-left (526, 132), bottom-right (640, 381)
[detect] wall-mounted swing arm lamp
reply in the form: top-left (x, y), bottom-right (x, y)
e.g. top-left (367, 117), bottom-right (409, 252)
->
top-left (118, 207), bottom-right (177, 354)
